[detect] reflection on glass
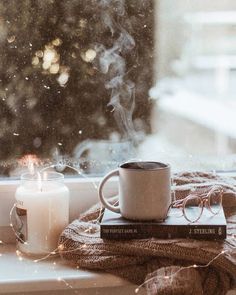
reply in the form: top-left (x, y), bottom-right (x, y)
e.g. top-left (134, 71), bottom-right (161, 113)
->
top-left (0, 1), bottom-right (154, 177)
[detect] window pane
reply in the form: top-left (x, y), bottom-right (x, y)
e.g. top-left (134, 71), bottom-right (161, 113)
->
top-left (145, 0), bottom-right (236, 172)
top-left (0, 0), bottom-right (154, 177)
top-left (2, 0), bottom-right (236, 178)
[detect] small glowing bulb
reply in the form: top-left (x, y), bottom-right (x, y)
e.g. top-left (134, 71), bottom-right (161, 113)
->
top-left (57, 277), bottom-right (62, 281)
top-left (57, 72), bottom-right (69, 86)
top-left (0, 240), bottom-right (3, 244)
top-left (7, 35), bottom-right (15, 43)
top-left (16, 250), bottom-right (21, 256)
top-left (221, 250), bottom-right (226, 254)
top-left (53, 262), bottom-right (57, 265)
top-left (33, 259), bottom-right (39, 263)
top-left (193, 264), bottom-right (197, 268)
top-left (49, 63), bottom-right (60, 74)
top-left (52, 38), bottom-right (62, 46)
top-left (58, 244), bottom-right (64, 251)
top-left (135, 288), bottom-right (139, 293)
top-left (18, 256), bottom-right (23, 261)
top-left (44, 48), bottom-right (56, 63)
top-left (32, 56), bottom-right (39, 66)
top-left (42, 61), bottom-right (51, 70)
top-left (81, 49), bottom-right (96, 62)
top-left (164, 275), bottom-right (170, 279)
top-left (51, 251), bottom-right (57, 255)
top-left (0, 253), bottom-right (2, 257)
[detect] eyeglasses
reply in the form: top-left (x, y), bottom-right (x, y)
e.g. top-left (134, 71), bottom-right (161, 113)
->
top-left (170, 185), bottom-right (223, 223)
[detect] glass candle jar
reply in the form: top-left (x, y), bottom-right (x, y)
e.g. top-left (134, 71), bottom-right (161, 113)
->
top-left (14, 172), bottom-right (69, 256)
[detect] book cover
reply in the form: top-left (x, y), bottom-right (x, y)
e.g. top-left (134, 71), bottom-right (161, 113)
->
top-left (100, 207), bottom-right (227, 240)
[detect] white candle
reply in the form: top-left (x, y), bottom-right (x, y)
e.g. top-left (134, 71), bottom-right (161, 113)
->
top-left (15, 172), bottom-right (69, 256)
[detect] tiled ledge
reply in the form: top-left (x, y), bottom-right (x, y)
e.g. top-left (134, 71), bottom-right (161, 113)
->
top-left (0, 244), bottom-right (142, 295)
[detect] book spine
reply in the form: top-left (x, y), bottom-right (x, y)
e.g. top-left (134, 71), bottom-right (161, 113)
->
top-left (100, 225), bottom-right (227, 240)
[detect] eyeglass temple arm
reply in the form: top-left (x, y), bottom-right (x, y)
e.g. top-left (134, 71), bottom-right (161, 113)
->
top-left (169, 198), bottom-right (184, 208)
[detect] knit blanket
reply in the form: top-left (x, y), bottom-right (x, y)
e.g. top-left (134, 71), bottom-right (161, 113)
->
top-left (59, 172), bottom-right (236, 295)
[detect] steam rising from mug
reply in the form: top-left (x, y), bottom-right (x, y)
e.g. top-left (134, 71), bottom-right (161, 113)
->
top-left (96, 0), bottom-right (137, 141)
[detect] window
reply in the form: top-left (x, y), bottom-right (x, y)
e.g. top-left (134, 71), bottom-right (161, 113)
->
top-left (1, 0), bottom-right (236, 179)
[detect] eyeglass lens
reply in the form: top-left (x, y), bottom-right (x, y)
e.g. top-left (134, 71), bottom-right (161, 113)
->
top-left (208, 189), bottom-right (222, 215)
top-left (183, 196), bottom-right (203, 223)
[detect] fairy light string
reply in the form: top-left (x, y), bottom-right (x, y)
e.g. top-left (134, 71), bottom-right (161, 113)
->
top-left (10, 203), bottom-right (236, 295)
top-left (9, 160), bottom-right (119, 292)
top-left (40, 163), bottom-right (99, 190)
top-left (8, 210), bottom-right (236, 293)
top-left (7, 164), bottom-right (236, 293)
top-left (134, 249), bottom-right (230, 293)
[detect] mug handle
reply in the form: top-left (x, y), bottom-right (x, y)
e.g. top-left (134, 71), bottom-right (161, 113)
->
top-left (98, 169), bottom-right (120, 213)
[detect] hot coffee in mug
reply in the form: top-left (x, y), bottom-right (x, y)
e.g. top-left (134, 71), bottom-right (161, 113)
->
top-left (98, 161), bottom-right (171, 221)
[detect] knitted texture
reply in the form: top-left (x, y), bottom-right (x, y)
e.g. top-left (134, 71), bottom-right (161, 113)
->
top-left (59, 172), bottom-right (236, 295)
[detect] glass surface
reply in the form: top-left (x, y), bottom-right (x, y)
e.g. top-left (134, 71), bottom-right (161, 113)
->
top-left (2, 1), bottom-right (236, 178)
top-left (21, 171), bottom-right (64, 182)
top-left (0, 0), bottom-right (154, 177)
top-left (20, 172), bottom-right (65, 190)
top-left (208, 188), bottom-right (222, 214)
top-left (146, 0), bottom-right (236, 172)
top-left (183, 196), bottom-right (203, 223)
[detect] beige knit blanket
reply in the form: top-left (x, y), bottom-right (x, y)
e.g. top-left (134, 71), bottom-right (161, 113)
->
top-left (59, 172), bottom-right (236, 295)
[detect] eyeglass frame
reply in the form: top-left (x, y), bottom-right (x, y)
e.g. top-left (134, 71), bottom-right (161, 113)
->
top-left (169, 185), bottom-right (224, 223)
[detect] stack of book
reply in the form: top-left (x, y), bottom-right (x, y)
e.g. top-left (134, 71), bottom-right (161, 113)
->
top-left (100, 207), bottom-right (227, 240)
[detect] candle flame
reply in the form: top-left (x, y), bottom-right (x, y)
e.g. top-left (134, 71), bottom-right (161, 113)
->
top-left (43, 172), bottom-right (48, 181)
top-left (37, 172), bottom-right (42, 192)
top-left (29, 161), bottom-right (34, 175)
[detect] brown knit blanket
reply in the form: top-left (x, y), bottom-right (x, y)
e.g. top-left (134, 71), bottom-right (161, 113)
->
top-left (59, 172), bottom-right (236, 295)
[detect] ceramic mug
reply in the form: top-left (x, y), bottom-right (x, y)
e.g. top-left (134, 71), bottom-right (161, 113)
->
top-left (98, 161), bottom-right (171, 221)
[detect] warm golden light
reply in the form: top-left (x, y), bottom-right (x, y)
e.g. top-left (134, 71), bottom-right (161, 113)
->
top-left (34, 40), bottom-right (61, 74)
top-left (18, 154), bottom-right (41, 174)
top-left (44, 48), bottom-right (56, 63)
top-left (7, 35), bottom-right (15, 43)
top-left (52, 38), bottom-right (62, 46)
top-left (49, 63), bottom-right (60, 74)
top-left (57, 72), bottom-right (69, 86)
top-left (37, 172), bottom-right (42, 192)
top-left (16, 250), bottom-right (21, 256)
top-left (32, 56), bottom-right (39, 66)
top-left (81, 49), bottom-right (96, 63)
top-left (58, 244), bottom-right (64, 251)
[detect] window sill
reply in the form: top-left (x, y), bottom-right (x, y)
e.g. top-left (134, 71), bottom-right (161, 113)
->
top-left (0, 244), bottom-right (142, 295)
top-left (1, 245), bottom-right (236, 295)
top-left (0, 178), bottom-right (141, 294)
top-left (1, 176), bottom-right (236, 294)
